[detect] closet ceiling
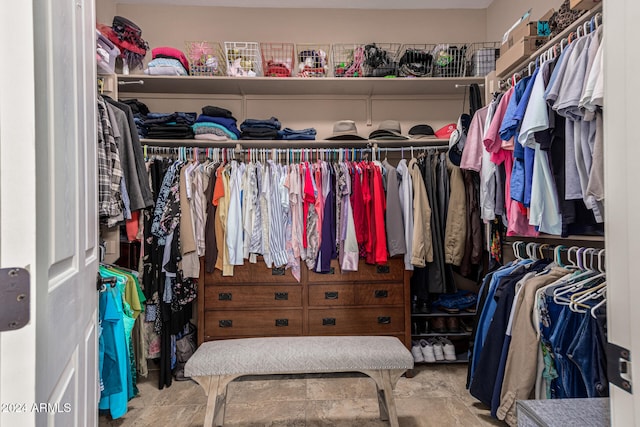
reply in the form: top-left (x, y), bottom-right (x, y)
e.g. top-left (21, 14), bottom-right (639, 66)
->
top-left (116, 0), bottom-right (494, 9)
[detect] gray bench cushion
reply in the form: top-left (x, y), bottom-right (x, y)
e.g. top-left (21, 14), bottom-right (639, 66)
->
top-left (185, 336), bottom-right (414, 377)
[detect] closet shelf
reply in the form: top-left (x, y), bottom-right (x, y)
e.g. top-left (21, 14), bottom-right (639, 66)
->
top-left (118, 75), bottom-right (485, 96)
top-left (140, 138), bottom-right (450, 149)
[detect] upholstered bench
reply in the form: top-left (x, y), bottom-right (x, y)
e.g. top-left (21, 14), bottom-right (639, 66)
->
top-left (185, 336), bottom-right (414, 427)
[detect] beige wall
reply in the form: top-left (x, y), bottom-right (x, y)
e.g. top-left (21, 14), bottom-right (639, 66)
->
top-left (114, 5), bottom-right (487, 56)
top-left (96, 0), bottom-right (116, 25)
top-left (485, 0), bottom-right (559, 41)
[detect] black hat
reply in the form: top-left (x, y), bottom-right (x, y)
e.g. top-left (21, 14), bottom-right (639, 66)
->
top-left (448, 114), bottom-right (471, 166)
top-left (408, 124), bottom-right (436, 139)
top-left (368, 120), bottom-right (408, 140)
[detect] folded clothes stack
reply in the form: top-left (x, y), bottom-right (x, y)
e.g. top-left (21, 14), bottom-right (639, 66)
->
top-left (193, 106), bottom-right (241, 141)
top-left (146, 46), bottom-right (190, 75)
top-left (143, 112), bottom-right (197, 139)
top-left (121, 99), bottom-right (150, 138)
top-left (277, 127), bottom-right (317, 140)
top-left (240, 116), bottom-right (281, 140)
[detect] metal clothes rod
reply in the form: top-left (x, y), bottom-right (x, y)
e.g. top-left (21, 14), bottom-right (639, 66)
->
top-left (118, 80), bottom-right (144, 85)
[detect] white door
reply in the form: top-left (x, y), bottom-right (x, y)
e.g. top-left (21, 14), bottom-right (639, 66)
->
top-left (0, 0), bottom-right (99, 426)
top-left (605, 1), bottom-right (640, 425)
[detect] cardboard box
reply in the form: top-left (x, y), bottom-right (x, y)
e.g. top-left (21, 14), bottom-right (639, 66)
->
top-left (496, 36), bottom-right (548, 77)
top-left (570, 0), bottom-right (601, 10)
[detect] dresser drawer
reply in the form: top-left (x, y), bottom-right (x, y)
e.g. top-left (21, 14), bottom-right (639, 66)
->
top-left (204, 309), bottom-right (303, 338)
top-left (308, 284), bottom-right (355, 306)
top-left (355, 283), bottom-right (404, 306)
top-left (308, 307), bottom-right (404, 335)
top-left (307, 258), bottom-right (405, 283)
top-left (205, 285), bottom-right (302, 309)
top-left (203, 262), bottom-right (298, 285)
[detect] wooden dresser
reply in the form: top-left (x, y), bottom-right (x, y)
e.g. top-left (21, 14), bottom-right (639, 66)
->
top-left (197, 257), bottom-right (411, 348)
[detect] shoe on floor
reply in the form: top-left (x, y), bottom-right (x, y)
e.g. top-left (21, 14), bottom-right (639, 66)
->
top-left (428, 338), bottom-right (445, 361)
top-left (420, 339), bottom-right (436, 363)
top-left (411, 341), bottom-right (425, 363)
top-left (438, 337), bottom-right (457, 361)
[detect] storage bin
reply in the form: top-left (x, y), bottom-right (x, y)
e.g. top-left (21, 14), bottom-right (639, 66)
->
top-left (295, 43), bottom-right (331, 77)
top-left (185, 41), bottom-right (226, 76)
top-left (469, 42), bottom-right (500, 76)
top-left (260, 42), bottom-right (295, 77)
top-left (397, 44), bottom-right (437, 77)
top-left (331, 43), bottom-right (365, 77)
top-left (431, 43), bottom-right (470, 77)
top-left (97, 29), bottom-right (120, 75)
top-left (224, 41), bottom-right (262, 77)
top-left (362, 43), bottom-right (401, 77)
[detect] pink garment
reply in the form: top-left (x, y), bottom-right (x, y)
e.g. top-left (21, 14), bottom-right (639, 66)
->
top-left (484, 88), bottom-right (514, 153)
top-left (484, 88), bottom-right (538, 238)
top-left (460, 105), bottom-right (489, 172)
top-left (152, 46), bottom-right (190, 73)
top-left (314, 162), bottom-right (324, 249)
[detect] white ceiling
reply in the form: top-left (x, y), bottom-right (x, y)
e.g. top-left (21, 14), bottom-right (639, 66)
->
top-left (116, 0), bottom-right (495, 9)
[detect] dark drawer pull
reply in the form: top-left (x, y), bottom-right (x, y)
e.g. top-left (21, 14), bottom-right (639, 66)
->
top-left (219, 320), bottom-right (233, 328)
top-left (377, 316), bottom-right (391, 325)
top-left (274, 292), bottom-right (289, 301)
top-left (272, 267), bottom-right (285, 276)
top-left (275, 319), bottom-right (289, 327)
top-left (322, 318), bottom-right (336, 326)
top-left (374, 290), bottom-right (389, 298)
top-left (376, 265), bottom-right (390, 274)
top-left (218, 292), bottom-right (232, 301)
top-left (325, 291), bottom-right (339, 300)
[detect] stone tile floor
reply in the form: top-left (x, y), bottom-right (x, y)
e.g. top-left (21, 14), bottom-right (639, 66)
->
top-left (99, 364), bottom-right (504, 426)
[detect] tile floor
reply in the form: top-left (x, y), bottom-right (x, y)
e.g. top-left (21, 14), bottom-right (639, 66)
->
top-left (99, 364), bottom-right (505, 426)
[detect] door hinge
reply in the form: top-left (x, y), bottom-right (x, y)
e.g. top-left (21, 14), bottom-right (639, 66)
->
top-left (0, 268), bottom-right (30, 332)
top-left (607, 342), bottom-right (632, 394)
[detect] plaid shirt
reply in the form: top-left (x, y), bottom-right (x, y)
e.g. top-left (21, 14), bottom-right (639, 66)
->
top-left (97, 97), bottom-right (124, 226)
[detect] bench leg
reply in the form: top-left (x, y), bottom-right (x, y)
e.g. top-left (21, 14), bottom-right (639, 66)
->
top-left (360, 370), bottom-right (402, 427)
top-left (193, 375), bottom-right (239, 427)
top-left (381, 370), bottom-right (400, 427)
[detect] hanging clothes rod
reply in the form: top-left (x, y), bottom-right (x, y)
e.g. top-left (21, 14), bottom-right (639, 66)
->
top-left (118, 79), bottom-right (144, 86)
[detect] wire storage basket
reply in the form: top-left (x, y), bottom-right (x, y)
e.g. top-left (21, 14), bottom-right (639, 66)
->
top-left (331, 43), bottom-right (365, 77)
top-left (469, 42), bottom-right (500, 77)
top-left (185, 41), bottom-right (226, 76)
top-left (224, 41), bottom-right (262, 77)
top-left (431, 43), bottom-right (470, 77)
top-left (362, 43), bottom-right (401, 77)
top-left (397, 44), bottom-right (436, 77)
top-left (295, 43), bottom-right (331, 77)
top-left (260, 42), bottom-right (295, 77)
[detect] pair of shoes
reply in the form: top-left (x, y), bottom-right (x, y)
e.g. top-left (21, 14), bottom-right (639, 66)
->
top-left (428, 337), bottom-right (457, 361)
top-left (430, 317), bottom-right (447, 333)
top-left (419, 339), bottom-right (436, 363)
top-left (438, 337), bottom-right (457, 361)
top-left (446, 317), bottom-right (460, 333)
top-left (411, 340), bottom-right (425, 363)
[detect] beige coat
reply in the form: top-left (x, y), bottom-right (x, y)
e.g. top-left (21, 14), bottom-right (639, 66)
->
top-left (409, 158), bottom-right (433, 266)
top-left (444, 159), bottom-right (467, 266)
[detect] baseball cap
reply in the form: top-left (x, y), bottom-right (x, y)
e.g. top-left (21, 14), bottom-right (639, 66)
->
top-left (408, 124), bottom-right (436, 139)
top-left (435, 123), bottom-right (457, 139)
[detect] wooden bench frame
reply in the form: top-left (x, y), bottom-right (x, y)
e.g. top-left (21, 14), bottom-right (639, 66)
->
top-left (192, 368), bottom-right (406, 427)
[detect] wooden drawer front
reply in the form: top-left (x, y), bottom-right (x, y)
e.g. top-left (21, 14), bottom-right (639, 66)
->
top-left (205, 286), bottom-right (302, 309)
top-left (307, 258), bottom-right (404, 283)
top-left (204, 262), bottom-right (297, 285)
top-left (355, 283), bottom-right (404, 306)
top-left (308, 285), bottom-right (355, 306)
top-left (205, 309), bottom-right (303, 338)
top-left (308, 307), bottom-right (405, 335)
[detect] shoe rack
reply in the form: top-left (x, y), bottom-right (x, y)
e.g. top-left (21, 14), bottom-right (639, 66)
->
top-left (411, 307), bottom-right (475, 364)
